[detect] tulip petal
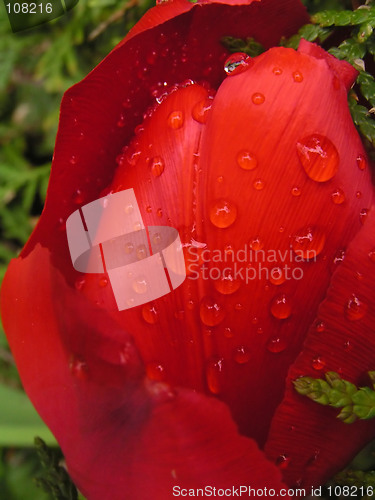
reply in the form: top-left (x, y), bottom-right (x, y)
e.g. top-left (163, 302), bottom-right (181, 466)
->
top-left (265, 206), bottom-right (375, 488)
top-left (22, 0), bottom-right (308, 280)
top-left (194, 42), bottom-right (374, 443)
top-left (1, 246), bottom-right (290, 499)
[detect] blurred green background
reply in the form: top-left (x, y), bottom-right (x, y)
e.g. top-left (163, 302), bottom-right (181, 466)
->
top-left (0, 0), bottom-right (374, 498)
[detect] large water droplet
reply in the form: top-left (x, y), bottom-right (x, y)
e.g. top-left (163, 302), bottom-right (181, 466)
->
top-left (192, 98), bottom-right (213, 124)
top-left (269, 267), bottom-right (286, 286)
top-left (270, 294), bottom-right (292, 319)
top-left (200, 297), bottom-right (225, 326)
top-left (233, 346), bottom-right (250, 364)
top-left (331, 188), bottom-right (345, 204)
top-left (132, 276), bottom-right (148, 294)
top-left (206, 357), bottom-right (224, 394)
top-left (136, 244), bottom-right (147, 260)
top-left (151, 156), bottom-right (165, 177)
top-left (253, 178), bottom-right (265, 190)
top-left (291, 186), bottom-right (301, 197)
top-left (345, 294), bottom-right (367, 321)
top-left (292, 71), bottom-right (303, 83)
top-left (70, 355), bottom-right (88, 380)
top-left (167, 110), bottom-right (184, 129)
top-left (292, 226), bottom-right (325, 259)
top-left (356, 154), bottom-right (367, 171)
top-left (252, 92), bottom-right (265, 105)
top-left (360, 208), bottom-right (369, 225)
top-left (209, 199), bottom-right (237, 228)
top-left (312, 356), bottom-right (326, 371)
top-left (249, 236), bottom-right (263, 251)
top-left (224, 52), bottom-right (252, 76)
top-left (296, 134), bottom-right (339, 182)
top-left (266, 336), bottom-right (287, 353)
top-left (214, 271), bottom-right (241, 295)
top-left (236, 150), bottom-right (258, 170)
top-left (142, 303), bottom-right (159, 324)
top-left (276, 454), bottom-right (290, 469)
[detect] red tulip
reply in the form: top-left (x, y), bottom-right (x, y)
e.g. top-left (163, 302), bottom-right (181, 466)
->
top-left (1, 0), bottom-right (375, 498)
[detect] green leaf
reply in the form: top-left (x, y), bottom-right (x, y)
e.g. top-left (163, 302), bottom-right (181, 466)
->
top-left (294, 371), bottom-right (375, 424)
top-left (0, 385), bottom-right (56, 447)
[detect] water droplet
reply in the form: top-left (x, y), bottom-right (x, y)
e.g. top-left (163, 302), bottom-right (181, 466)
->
top-left (356, 154), bottom-right (367, 170)
top-left (269, 267), bottom-right (286, 286)
top-left (151, 156), bottom-right (165, 177)
top-left (236, 150), bottom-right (258, 170)
top-left (69, 155), bottom-right (77, 165)
top-left (99, 277), bottom-right (108, 288)
top-left (224, 327), bottom-right (234, 338)
top-left (233, 346), bottom-right (250, 364)
top-left (343, 340), bottom-right (352, 351)
top-left (117, 113), bottom-right (126, 127)
top-left (360, 208), bottom-right (369, 225)
top-left (253, 178), bottom-right (265, 190)
top-left (356, 191), bottom-right (362, 199)
top-left (266, 337), bottom-right (287, 353)
top-left (345, 294), bottom-right (367, 321)
top-left (72, 189), bottom-right (84, 204)
top-left (200, 297), bottom-right (225, 326)
top-left (368, 249), bottom-right (375, 262)
top-left (132, 276), bottom-right (148, 294)
top-left (142, 303), bottom-right (158, 324)
top-left (167, 110), bottom-right (184, 129)
top-left (146, 362), bottom-right (165, 381)
top-left (192, 98), bottom-right (213, 124)
top-left (315, 321), bottom-right (326, 333)
top-left (331, 188), bottom-right (345, 204)
top-left (209, 199), bottom-right (237, 228)
top-left (272, 67), bottom-right (283, 75)
top-left (291, 186), bottom-right (301, 196)
top-left (224, 52), bottom-right (252, 76)
top-left (124, 242), bottom-right (134, 254)
top-left (292, 71), bottom-right (303, 82)
top-left (291, 226), bottom-right (325, 259)
top-left (296, 134), bottom-right (339, 182)
top-left (70, 355), bottom-right (88, 380)
top-left (332, 248), bottom-right (345, 267)
top-left (206, 357), bottom-right (224, 394)
top-left (157, 208), bottom-right (163, 218)
top-left (133, 221), bottom-right (142, 231)
top-left (214, 271), bottom-right (241, 295)
top-left (249, 236), bottom-right (263, 251)
top-left (270, 294), bottom-right (292, 319)
top-left (252, 92), bottom-right (265, 105)
top-left (153, 232), bottom-right (162, 245)
top-left (312, 357), bottom-right (326, 371)
top-left (124, 203), bottom-right (134, 215)
top-left (75, 278), bottom-right (86, 291)
top-left (136, 245), bottom-right (147, 260)
top-left (276, 454), bottom-right (290, 469)
top-left (217, 175), bottom-right (224, 183)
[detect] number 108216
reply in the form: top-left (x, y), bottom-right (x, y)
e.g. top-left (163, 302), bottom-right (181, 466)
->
top-left (6, 3), bottom-right (53, 14)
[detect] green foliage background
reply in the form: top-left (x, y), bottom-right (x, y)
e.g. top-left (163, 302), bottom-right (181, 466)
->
top-left (0, 0), bottom-right (374, 498)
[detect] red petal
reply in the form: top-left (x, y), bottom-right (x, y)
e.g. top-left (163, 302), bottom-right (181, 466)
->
top-left (265, 206), bottom-right (375, 487)
top-left (194, 42), bottom-right (374, 443)
top-left (1, 246), bottom-right (290, 499)
top-left (22, 0), bottom-right (308, 278)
